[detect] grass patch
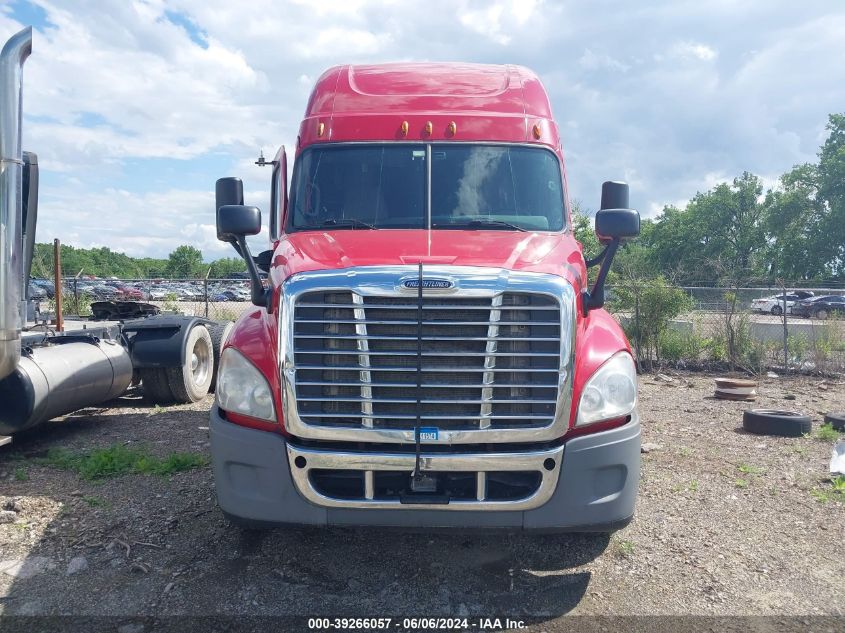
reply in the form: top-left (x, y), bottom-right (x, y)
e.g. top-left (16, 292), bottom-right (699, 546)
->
top-left (14, 467), bottom-right (28, 481)
top-left (82, 496), bottom-right (109, 508)
top-left (616, 539), bottom-right (635, 558)
top-left (688, 480), bottom-right (699, 492)
top-left (810, 476), bottom-right (845, 504)
top-left (735, 478), bottom-right (749, 489)
top-left (39, 444), bottom-right (208, 480)
top-left (738, 463), bottom-right (764, 475)
top-left (816, 423), bottom-right (842, 442)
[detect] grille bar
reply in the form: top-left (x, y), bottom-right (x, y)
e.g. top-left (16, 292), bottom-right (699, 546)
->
top-left (296, 319), bottom-right (560, 326)
top-left (352, 293), bottom-right (374, 428)
top-left (296, 303), bottom-right (559, 311)
top-left (297, 397), bottom-right (558, 404)
top-left (294, 350), bottom-right (560, 357)
top-left (295, 365), bottom-right (561, 373)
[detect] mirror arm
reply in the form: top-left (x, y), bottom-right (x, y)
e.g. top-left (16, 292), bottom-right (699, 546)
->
top-left (585, 245), bottom-right (610, 269)
top-left (581, 238), bottom-right (620, 316)
top-left (234, 235), bottom-right (272, 309)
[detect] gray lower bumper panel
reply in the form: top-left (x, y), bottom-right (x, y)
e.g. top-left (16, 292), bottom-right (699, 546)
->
top-left (209, 406), bottom-right (640, 531)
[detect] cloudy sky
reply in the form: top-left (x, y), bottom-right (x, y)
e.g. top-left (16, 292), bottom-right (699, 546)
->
top-left (1, 0), bottom-right (843, 260)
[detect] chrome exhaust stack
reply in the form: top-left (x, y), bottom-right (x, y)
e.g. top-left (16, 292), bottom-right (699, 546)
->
top-left (0, 27), bottom-right (32, 381)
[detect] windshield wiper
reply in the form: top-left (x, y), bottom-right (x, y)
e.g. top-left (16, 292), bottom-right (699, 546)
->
top-left (433, 219), bottom-right (528, 232)
top-left (297, 218), bottom-right (379, 230)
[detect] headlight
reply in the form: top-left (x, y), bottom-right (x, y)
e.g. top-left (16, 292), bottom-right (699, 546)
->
top-left (217, 347), bottom-right (276, 422)
top-left (576, 352), bottom-right (637, 427)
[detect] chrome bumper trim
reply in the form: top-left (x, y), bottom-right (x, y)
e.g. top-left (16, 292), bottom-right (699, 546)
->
top-left (286, 443), bottom-right (564, 511)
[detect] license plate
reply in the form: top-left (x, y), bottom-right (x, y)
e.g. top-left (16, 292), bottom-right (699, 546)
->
top-left (419, 427), bottom-right (439, 441)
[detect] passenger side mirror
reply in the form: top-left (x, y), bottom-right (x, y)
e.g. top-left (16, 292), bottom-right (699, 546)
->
top-left (215, 177), bottom-right (244, 212)
top-left (216, 205), bottom-right (261, 243)
top-left (214, 185), bottom-right (270, 308)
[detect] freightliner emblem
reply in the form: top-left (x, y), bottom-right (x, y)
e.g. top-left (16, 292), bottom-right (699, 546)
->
top-left (402, 278), bottom-right (454, 290)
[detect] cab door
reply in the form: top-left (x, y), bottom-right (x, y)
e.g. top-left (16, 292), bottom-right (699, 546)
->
top-left (269, 146), bottom-right (288, 242)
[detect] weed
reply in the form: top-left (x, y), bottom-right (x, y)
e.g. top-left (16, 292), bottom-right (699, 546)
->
top-left (816, 423), bottom-right (842, 442)
top-left (735, 478), bottom-right (749, 489)
top-left (793, 445), bottom-right (809, 457)
top-left (39, 444), bottom-right (208, 480)
top-left (679, 446), bottom-right (692, 458)
top-left (811, 489), bottom-right (831, 504)
top-left (738, 463), bottom-right (763, 475)
top-left (82, 496), bottom-right (108, 508)
top-left (688, 480), bottom-right (699, 492)
top-left (14, 467), bottom-right (28, 481)
top-left (617, 539), bottom-right (635, 557)
top-left (150, 404), bottom-right (166, 415)
top-left (811, 477), bottom-right (845, 504)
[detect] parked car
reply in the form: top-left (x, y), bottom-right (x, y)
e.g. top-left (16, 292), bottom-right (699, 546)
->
top-left (30, 278), bottom-right (55, 298)
top-left (27, 281), bottom-right (47, 300)
top-left (751, 290), bottom-right (815, 315)
top-left (792, 295), bottom-right (845, 319)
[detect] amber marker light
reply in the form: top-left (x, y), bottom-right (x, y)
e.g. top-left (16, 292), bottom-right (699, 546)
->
top-left (532, 123), bottom-right (542, 139)
top-left (401, 120), bottom-right (409, 136)
top-left (448, 121), bottom-right (457, 135)
top-left (317, 122), bottom-right (325, 137)
top-left (425, 121), bottom-right (433, 135)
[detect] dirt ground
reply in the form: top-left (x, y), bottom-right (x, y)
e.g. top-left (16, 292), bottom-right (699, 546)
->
top-left (0, 372), bottom-right (844, 630)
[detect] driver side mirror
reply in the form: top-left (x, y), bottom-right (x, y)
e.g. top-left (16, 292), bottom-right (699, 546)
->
top-left (582, 181), bottom-right (640, 315)
top-left (594, 181), bottom-right (640, 243)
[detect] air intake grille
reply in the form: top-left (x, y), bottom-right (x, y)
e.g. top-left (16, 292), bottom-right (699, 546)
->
top-left (292, 291), bottom-right (561, 431)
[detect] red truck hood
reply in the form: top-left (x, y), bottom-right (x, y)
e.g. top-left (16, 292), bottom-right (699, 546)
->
top-left (271, 230), bottom-right (587, 292)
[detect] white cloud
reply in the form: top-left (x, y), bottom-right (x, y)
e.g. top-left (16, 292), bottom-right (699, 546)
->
top-left (670, 41), bottom-right (718, 61)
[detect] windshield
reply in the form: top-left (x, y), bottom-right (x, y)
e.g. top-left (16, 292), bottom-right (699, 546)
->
top-left (287, 144), bottom-right (565, 232)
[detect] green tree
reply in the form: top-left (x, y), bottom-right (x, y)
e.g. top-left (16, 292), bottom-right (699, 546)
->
top-left (208, 257), bottom-right (247, 279)
top-left (165, 245), bottom-right (204, 279)
top-left (763, 113), bottom-right (845, 281)
top-left (647, 172), bottom-right (766, 284)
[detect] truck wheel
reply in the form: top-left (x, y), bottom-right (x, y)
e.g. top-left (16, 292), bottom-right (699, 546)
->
top-left (208, 321), bottom-right (234, 392)
top-left (824, 412), bottom-right (845, 432)
top-left (742, 409), bottom-right (812, 437)
top-left (141, 368), bottom-right (174, 404)
top-left (167, 325), bottom-right (214, 403)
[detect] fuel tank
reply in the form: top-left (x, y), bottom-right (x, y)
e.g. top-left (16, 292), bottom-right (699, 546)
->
top-left (0, 338), bottom-right (133, 435)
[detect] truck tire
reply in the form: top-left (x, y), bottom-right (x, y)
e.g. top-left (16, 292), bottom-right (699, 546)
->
top-left (167, 325), bottom-right (214, 403)
top-left (742, 409), bottom-right (812, 437)
top-left (208, 321), bottom-right (234, 392)
top-left (824, 412), bottom-right (845, 432)
top-left (141, 368), bottom-right (174, 404)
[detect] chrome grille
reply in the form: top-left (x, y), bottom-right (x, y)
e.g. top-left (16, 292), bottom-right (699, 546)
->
top-left (293, 293), bottom-right (560, 430)
top-left (281, 266), bottom-right (576, 444)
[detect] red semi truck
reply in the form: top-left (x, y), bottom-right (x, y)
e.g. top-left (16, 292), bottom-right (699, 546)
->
top-left (212, 63), bottom-right (641, 531)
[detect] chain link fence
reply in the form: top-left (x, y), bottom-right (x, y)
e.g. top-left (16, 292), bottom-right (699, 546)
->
top-left (40, 277), bottom-right (256, 323)
top-left (38, 277), bottom-right (845, 374)
top-left (606, 285), bottom-right (845, 373)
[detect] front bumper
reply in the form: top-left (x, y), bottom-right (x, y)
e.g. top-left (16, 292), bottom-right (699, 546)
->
top-left (210, 406), bottom-right (640, 531)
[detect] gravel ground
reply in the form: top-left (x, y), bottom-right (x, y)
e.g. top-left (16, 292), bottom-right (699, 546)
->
top-left (0, 372), bottom-right (844, 629)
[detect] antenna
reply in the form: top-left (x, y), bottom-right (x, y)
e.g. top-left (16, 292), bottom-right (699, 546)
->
top-left (254, 150), bottom-right (277, 167)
